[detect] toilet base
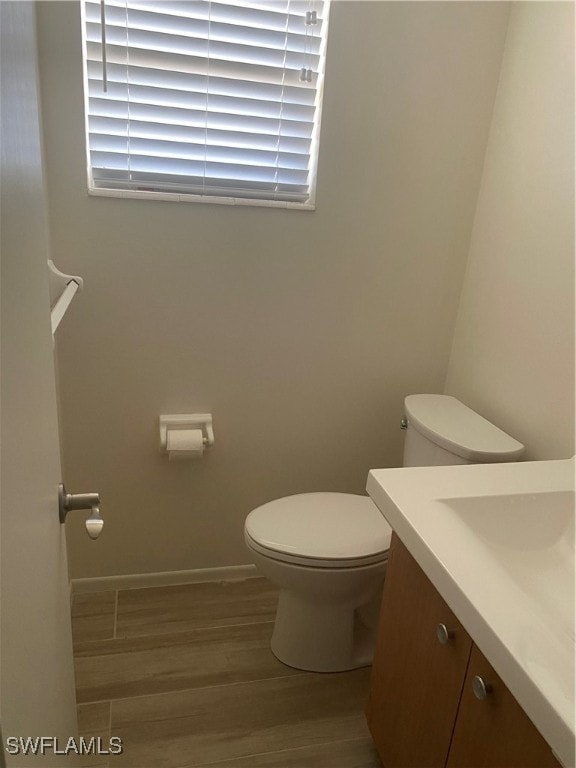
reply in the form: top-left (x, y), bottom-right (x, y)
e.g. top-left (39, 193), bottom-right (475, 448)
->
top-left (245, 538), bottom-right (387, 673)
top-left (270, 584), bottom-right (382, 673)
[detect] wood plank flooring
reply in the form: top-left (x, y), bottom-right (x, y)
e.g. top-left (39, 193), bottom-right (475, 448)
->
top-left (72, 577), bottom-right (382, 768)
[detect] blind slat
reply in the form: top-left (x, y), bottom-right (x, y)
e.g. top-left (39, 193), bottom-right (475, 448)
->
top-left (86, 0), bottom-right (325, 36)
top-left (82, 0), bottom-right (329, 205)
top-left (90, 136), bottom-right (309, 169)
top-left (86, 41), bottom-right (320, 87)
top-left (88, 98), bottom-right (314, 138)
top-left (87, 79), bottom-right (316, 122)
top-left (86, 61), bottom-right (317, 105)
top-left (90, 153), bottom-right (308, 184)
top-left (88, 115), bottom-right (312, 154)
top-left (86, 17), bottom-right (322, 56)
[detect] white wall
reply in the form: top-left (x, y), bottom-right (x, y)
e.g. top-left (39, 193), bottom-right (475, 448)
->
top-left (36, 1), bottom-right (510, 579)
top-left (1, 2), bottom-right (78, 758)
top-left (445, 3), bottom-right (575, 460)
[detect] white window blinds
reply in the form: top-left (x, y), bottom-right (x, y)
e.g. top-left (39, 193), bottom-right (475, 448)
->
top-left (81, 0), bottom-right (330, 207)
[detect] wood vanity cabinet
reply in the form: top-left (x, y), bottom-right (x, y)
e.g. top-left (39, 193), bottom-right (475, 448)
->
top-left (366, 533), bottom-right (472, 767)
top-left (447, 645), bottom-right (560, 768)
top-left (366, 534), bottom-right (561, 768)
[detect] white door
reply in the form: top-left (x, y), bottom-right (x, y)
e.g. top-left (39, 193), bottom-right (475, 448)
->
top-left (0, 2), bottom-right (78, 764)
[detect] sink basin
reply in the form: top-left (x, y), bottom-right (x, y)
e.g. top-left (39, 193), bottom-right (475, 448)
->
top-left (439, 490), bottom-right (574, 550)
top-left (438, 490), bottom-right (575, 641)
top-left (366, 458), bottom-right (575, 768)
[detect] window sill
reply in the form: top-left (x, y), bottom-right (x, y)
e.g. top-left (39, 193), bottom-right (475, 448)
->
top-left (88, 187), bottom-right (316, 211)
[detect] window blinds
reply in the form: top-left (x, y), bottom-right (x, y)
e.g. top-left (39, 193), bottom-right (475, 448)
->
top-left (82, 0), bottom-right (329, 206)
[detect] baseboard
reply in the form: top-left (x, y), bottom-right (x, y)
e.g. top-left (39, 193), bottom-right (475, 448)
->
top-left (71, 563), bottom-right (259, 594)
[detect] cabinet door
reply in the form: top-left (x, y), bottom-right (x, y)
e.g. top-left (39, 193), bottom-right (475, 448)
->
top-left (447, 644), bottom-right (561, 768)
top-left (366, 535), bottom-right (473, 768)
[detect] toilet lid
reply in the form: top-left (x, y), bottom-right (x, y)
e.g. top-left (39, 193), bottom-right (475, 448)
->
top-left (404, 395), bottom-right (525, 462)
top-left (244, 493), bottom-right (392, 563)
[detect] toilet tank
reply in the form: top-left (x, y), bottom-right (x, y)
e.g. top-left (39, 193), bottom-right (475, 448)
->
top-left (402, 395), bottom-right (525, 467)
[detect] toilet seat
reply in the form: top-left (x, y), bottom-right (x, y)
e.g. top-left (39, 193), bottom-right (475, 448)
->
top-left (244, 493), bottom-right (392, 569)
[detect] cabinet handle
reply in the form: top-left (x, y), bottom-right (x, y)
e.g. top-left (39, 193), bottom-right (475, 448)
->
top-left (472, 675), bottom-right (493, 700)
top-left (436, 623), bottom-right (455, 645)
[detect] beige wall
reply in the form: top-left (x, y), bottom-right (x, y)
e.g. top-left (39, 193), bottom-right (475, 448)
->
top-left (445, 3), bottom-right (575, 460)
top-left (36, 1), bottom-right (509, 578)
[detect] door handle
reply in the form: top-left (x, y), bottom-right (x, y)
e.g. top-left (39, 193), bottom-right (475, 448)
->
top-left (58, 483), bottom-right (103, 539)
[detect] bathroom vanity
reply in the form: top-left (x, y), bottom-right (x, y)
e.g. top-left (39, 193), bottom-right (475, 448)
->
top-left (367, 534), bottom-right (561, 767)
top-left (366, 458), bottom-right (574, 768)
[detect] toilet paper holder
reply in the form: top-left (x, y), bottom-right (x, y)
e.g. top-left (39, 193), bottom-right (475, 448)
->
top-left (159, 413), bottom-right (214, 454)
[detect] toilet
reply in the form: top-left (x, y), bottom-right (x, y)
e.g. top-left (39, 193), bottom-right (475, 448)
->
top-left (244, 394), bottom-right (524, 672)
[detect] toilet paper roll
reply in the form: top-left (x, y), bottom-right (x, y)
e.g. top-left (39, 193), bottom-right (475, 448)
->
top-left (167, 429), bottom-right (204, 460)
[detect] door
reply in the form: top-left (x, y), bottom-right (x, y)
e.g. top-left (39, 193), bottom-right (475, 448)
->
top-left (366, 535), bottom-right (473, 768)
top-left (447, 645), bottom-right (561, 768)
top-left (0, 2), bottom-right (78, 764)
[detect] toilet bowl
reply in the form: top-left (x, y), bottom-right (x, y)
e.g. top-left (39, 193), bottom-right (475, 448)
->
top-left (244, 394), bottom-right (525, 673)
top-left (244, 493), bottom-right (392, 672)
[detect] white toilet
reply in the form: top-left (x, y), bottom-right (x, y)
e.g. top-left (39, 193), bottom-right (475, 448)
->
top-left (244, 394), bottom-right (524, 672)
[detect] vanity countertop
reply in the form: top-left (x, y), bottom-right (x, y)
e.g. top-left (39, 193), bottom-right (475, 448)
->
top-left (366, 458), bottom-right (575, 768)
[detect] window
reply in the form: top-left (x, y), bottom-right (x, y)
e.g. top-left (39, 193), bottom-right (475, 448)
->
top-left (81, 0), bottom-right (330, 208)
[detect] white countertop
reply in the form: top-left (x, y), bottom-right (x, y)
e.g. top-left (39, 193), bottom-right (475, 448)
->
top-left (366, 458), bottom-right (575, 768)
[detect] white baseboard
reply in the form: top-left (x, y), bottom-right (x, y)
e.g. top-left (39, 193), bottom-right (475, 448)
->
top-left (71, 563), bottom-right (258, 595)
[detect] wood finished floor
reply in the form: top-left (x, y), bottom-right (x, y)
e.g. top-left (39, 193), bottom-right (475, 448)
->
top-left (72, 577), bottom-right (382, 768)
